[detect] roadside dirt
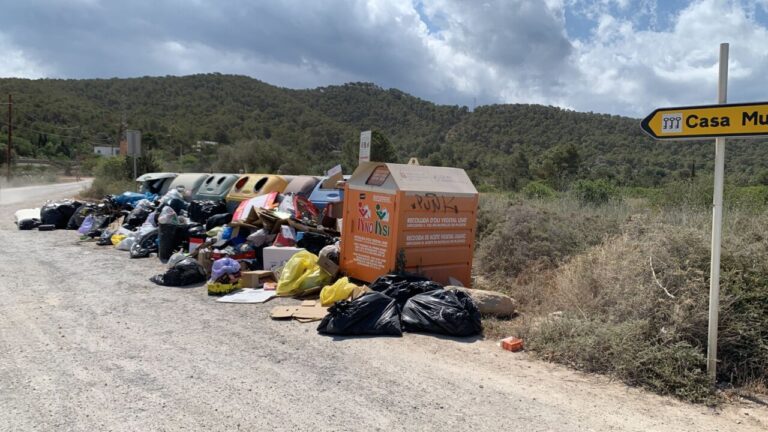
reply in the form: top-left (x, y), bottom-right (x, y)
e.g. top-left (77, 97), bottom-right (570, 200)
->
top-left (1, 185), bottom-right (766, 431)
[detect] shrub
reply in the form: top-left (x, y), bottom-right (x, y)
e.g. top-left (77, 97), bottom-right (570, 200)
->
top-left (476, 204), bottom-right (582, 279)
top-left (81, 177), bottom-right (135, 199)
top-left (571, 179), bottom-right (618, 205)
top-left (524, 212), bottom-right (768, 401)
top-left (95, 156), bottom-right (129, 182)
top-left (529, 317), bottom-right (712, 402)
top-left (728, 185), bottom-right (768, 211)
top-left (81, 156), bottom-right (135, 198)
top-left (650, 176), bottom-right (713, 209)
top-left (475, 193), bottom-right (514, 242)
top-left (522, 180), bottom-right (556, 199)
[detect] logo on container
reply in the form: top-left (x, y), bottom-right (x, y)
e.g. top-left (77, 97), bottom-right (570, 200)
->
top-left (358, 202), bottom-right (371, 219)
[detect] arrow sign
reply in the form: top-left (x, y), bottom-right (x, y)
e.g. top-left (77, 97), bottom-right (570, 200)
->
top-left (641, 101), bottom-right (768, 140)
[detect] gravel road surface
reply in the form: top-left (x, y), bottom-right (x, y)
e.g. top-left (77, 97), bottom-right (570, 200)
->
top-left (1, 182), bottom-right (765, 431)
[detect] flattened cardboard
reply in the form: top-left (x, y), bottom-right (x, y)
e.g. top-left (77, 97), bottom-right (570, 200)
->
top-left (293, 301), bottom-right (328, 321)
top-left (270, 306), bottom-right (299, 319)
top-left (217, 288), bottom-right (276, 304)
top-left (233, 192), bottom-right (278, 223)
top-left (270, 300), bottom-right (328, 322)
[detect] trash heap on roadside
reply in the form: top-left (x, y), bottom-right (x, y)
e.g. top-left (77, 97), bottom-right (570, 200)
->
top-left (13, 164), bottom-right (518, 339)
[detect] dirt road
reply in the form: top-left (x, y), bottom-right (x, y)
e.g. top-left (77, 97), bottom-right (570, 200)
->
top-left (1, 184), bottom-right (765, 431)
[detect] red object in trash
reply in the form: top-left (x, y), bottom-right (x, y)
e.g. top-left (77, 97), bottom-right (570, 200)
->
top-left (188, 236), bottom-right (204, 253)
top-left (212, 250), bottom-right (257, 261)
top-left (501, 337), bottom-right (524, 352)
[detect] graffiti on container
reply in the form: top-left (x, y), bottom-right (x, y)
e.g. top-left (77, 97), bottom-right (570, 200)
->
top-left (410, 193), bottom-right (459, 214)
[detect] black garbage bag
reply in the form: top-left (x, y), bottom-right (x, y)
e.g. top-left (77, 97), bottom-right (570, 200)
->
top-left (150, 257), bottom-right (207, 287)
top-left (130, 228), bottom-right (159, 258)
top-left (66, 203), bottom-right (96, 230)
top-left (124, 205), bottom-right (154, 228)
top-left (41, 200), bottom-right (82, 229)
top-left (187, 223), bottom-right (206, 237)
top-left (383, 280), bottom-right (443, 309)
top-left (317, 291), bottom-right (402, 337)
top-left (369, 274), bottom-right (442, 308)
top-left (166, 198), bottom-right (187, 214)
top-left (96, 228), bottom-right (115, 246)
top-left (188, 200), bottom-right (227, 224)
top-left (297, 232), bottom-right (337, 255)
top-left (369, 273), bottom-right (429, 292)
top-left (85, 214), bottom-right (115, 238)
top-left (205, 213), bottom-right (232, 230)
top-left (18, 219), bottom-right (40, 230)
top-left (401, 290), bottom-right (482, 337)
top-left (158, 223), bottom-right (188, 262)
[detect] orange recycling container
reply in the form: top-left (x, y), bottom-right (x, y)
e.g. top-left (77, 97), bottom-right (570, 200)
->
top-left (340, 162), bottom-right (478, 287)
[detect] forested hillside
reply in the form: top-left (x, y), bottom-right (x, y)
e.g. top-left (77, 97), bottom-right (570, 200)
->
top-left (2, 73), bottom-right (767, 188)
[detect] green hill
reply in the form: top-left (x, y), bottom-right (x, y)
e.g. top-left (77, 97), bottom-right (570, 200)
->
top-left (1, 73), bottom-right (767, 188)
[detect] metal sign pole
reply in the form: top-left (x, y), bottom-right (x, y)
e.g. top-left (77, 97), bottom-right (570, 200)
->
top-left (707, 42), bottom-right (729, 383)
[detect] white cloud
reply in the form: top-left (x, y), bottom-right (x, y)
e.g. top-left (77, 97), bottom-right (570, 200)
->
top-left (0, 33), bottom-right (49, 78)
top-left (149, 40), bottom-right (361, 88)
top-left (2, 0), bottom-right (768, 117)
top-left (563, 0), bottom-right (768, 115)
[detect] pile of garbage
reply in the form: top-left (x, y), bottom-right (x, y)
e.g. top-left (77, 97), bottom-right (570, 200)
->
top-left (13, 173), bottom-right (506, 340)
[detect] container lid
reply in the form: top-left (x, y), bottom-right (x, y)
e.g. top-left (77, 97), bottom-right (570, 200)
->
top-left (348, 162), bottom-right (477, 196)
top-left (136, 172), bottom-right (178, 181)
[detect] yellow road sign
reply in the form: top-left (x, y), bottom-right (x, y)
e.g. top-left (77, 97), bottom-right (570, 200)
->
top-left (641, 102), bottom-right (768, 139)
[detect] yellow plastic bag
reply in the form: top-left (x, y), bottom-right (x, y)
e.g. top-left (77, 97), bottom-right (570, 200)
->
top-left (111, 233), bottom-right (127, 246)
top-left (320, 277), bottom-right (358, 306)
top-left (276, 251), bottom-right (332, 297)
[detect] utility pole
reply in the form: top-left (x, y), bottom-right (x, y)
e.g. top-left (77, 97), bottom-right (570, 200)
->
top-left (6, 94), bottom-right (12, 179)
top-left (117, 111), bottom-right (126, 156)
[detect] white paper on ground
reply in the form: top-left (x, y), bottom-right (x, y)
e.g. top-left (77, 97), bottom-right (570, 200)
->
top-left (216, 288), bottom-right (277, 304)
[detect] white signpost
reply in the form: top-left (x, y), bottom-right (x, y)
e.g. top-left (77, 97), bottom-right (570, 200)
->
top-left (641, 43), bottom-right (741, 384)
top-left (707, 43), bottom-right (729, 384)
top-left (359, 130), bottom-right (372, 163)
top-left (126, 129), bottom-right (142, 181)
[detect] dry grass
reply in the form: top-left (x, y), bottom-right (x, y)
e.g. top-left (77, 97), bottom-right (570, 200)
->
top-left (475, 192), bottom-right (768, 403)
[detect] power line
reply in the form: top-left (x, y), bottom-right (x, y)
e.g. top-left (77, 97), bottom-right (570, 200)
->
top-left (16, 109), bottom-right (82, 130)
top-left (0, 120), bottom-right (114, 145)
top-left (0, 121), bottom-right (82, 139)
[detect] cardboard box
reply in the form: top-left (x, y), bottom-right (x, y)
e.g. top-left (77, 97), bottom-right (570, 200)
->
top-left (317, 255), bottom-right (339, 278)
top-left (241, 270), bottom-right (275, 288)
top-left (197, 248), bottom-right (213, 275)
top-left (327, 200), bottom-right (344, 219)
top-left (232, 192), bottom-right (278, 223)
top-left (262, 246), bottom-right (306, 271)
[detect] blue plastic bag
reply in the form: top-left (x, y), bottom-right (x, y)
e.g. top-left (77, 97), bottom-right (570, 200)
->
top-left (114, 191), bottom-right (157, 208)
top-left (77, 214), bottom-right (94, 235)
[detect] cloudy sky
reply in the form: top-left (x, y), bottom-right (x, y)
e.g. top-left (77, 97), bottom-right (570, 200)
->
top-left (2, 0), bottom-right (767, 117)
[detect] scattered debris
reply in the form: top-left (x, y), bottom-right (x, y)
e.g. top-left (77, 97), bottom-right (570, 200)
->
top-left (20, 163), bottom-right (489, 343)
top-left (500, 337), bottom-right (524, 352)
top-left (217, 288), bottom-right (277, 304)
